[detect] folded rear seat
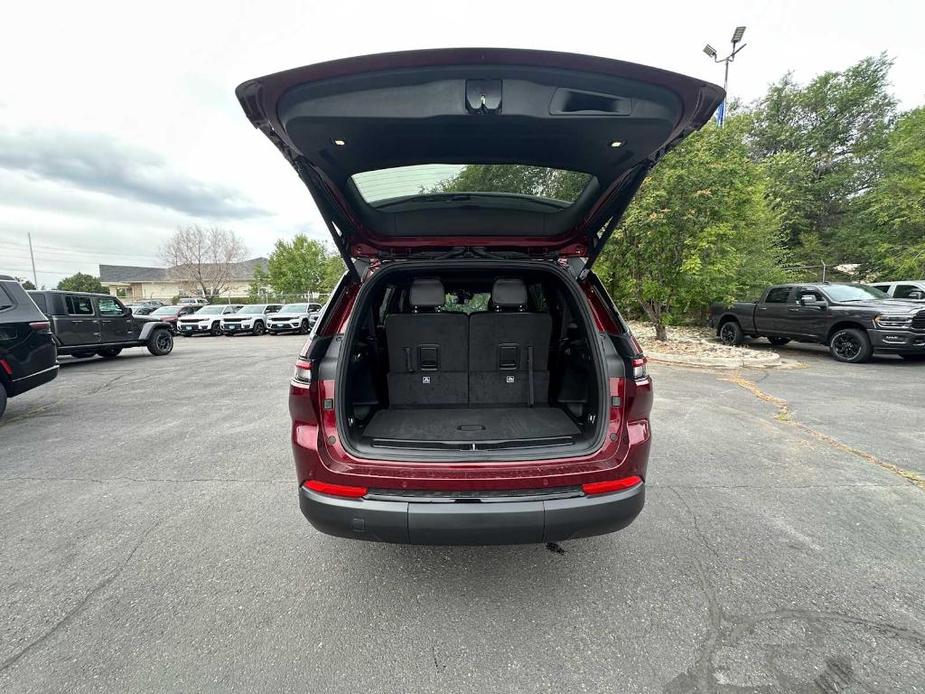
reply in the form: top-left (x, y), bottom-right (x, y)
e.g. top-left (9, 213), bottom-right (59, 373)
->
top-left (384, 278), bottom-right (468, 406)
top-left (468, 278), bottom-right (552, 406)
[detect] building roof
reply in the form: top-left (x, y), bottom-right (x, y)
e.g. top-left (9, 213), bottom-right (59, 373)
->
top-left (100, 258), bottom-right (268, 283)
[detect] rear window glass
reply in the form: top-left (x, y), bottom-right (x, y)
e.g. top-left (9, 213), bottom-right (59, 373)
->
top-left (764, 287), bottom-right (791, 303)
top-left (30, 292), bottom-right (48, 314)
top-left (351, 164), bottom-right (591, 204)
top-left (66, 295), bottom-right (94, 315)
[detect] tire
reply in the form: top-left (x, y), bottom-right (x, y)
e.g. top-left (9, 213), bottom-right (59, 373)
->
top-left (899, 353), bottom-right (925, 361)
top-left (71, 351), bottom-right (95, 359)
top-left (0, 384), bottom-right (7, 419)
top-left (829, 328), bottom-right (872, 363)
top-left (299, 319), bottom-right (310, 335)
top-left (768, 337), bottom-right (791, 346)
top-left (252, 321), bottom-right (266, 336)
top-left (147, 328), bottom-right (174, 356)
top-left (718, 320), bottom-right (745, 346)
top-left (210, 322), bottom-right (222, 337)
top-left (97, 347), bottom-right (123, 359)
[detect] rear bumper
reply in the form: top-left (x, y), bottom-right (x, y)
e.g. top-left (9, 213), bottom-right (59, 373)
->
top-left (869, 329), bottom-right (925, 353)
top-left (8, 364), bottom-right (58, 397)
top-left (299, 482), bottom-right (645, 545)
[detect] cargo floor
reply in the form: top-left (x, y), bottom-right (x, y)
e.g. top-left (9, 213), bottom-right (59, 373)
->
top-left (361, 406), bottom-right (580, 443)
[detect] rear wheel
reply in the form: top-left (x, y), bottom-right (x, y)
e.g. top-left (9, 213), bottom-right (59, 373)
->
top-left (147, 328), bottom-right (174, 356)
top-left (210, 321), bottom-right (222, 336)
top-left (768, 336), bottom-right (790, 346)
top-left (98, 347), bottom-right (123, 359)
top-left (719, 320), bottom-right (745, 346)
top-left (829, 328), bottom-right (872, 363)
top-left (299, 319), bottom-right (310, 334)
top-left (252, 321), bottom-right (266, 336)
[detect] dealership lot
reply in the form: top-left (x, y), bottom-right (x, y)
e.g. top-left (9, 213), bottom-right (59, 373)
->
top-left (1, 337), bottom-right (923, 693)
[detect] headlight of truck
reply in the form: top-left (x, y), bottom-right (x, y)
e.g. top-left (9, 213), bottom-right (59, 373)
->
top-left (874, 314), bottom-right (913, 329)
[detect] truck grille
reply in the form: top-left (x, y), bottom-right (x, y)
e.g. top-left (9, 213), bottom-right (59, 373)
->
top-left (913, 311), bottom-right (925, 331)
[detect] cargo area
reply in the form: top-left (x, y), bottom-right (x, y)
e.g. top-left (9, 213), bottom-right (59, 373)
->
top-left (337, 263), bottom-right (612, 458)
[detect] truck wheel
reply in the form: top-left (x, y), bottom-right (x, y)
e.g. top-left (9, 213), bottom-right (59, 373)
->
top-left (768, 337), bottom-right (790, 346)
top-left (253, 321), bottom-right (266, 336)
top-left (0, 385), bottom-right (7, 419)
top-left (829, 328), bottom-right (872, 363)
top-left (98, 348), bottom-right (123, 359)
top-left (210, 322), bottom-right (222, 336)
top-left (147, 328), bottom-right (174, 356)
top-left (299, 319), bottom-right (310, 334)
top-left (719, 320), bottom-right (745, 346)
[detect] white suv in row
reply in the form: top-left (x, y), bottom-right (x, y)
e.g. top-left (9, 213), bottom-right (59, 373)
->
top-left (177, 304), bottom-right (243, 336)
top-left (267, 303), bottom-right (322, 335)
top-left (220, 304), bottom-right (282, 336)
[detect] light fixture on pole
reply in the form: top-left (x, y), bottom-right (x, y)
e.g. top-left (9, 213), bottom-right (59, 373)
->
top-left (702, 25), bottom-right (747, 126)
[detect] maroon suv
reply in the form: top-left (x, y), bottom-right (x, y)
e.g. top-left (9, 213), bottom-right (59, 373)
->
top-left (237, 49), bottom-right (722, 544)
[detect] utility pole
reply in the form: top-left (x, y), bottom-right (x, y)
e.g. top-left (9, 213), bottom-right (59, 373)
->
top-left (27, 233), bottom-right (38, 287)
top-left (703, 26), bottom-right (747, 126)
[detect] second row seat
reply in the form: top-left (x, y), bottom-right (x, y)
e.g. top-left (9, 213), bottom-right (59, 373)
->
top-left (384, 278), bottom-right (552, 407)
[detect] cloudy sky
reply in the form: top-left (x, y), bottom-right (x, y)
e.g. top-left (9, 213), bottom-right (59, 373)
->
top-left (2, 0), bottom-right (923, 286)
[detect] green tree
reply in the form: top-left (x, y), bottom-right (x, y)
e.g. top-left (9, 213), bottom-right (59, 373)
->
top-left (600, 117), bottom-right (788, 340)
top-left (57, 272), bottom-right (105, 293)
top-left (433, 164), bottom-right (590, 201)
top-left (248, 265), bottom-right (270, 301)
top-left (267, 235), bottom-right (341, 296)
top-left (748, 55), bottom-right (897, 260)
top-left (16, 277), bottom-right (36, 290)
top-left (847, 107), bottom-right (925, 276)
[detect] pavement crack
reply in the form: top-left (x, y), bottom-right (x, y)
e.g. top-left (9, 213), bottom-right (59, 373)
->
top-left (667, 488), bottom-right (724, 692)
top-left (721, 373), bottom-right (925, 490)
top-left (729, 608), bottom-right (925, 647)
top-left (668, 488), bottom-right (720, 559)
top-left (0, 515), bottom-right (165, 674)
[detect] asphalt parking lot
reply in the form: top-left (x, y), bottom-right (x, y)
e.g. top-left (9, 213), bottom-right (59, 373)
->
top-left (1, 336), bottom-right (924, 693)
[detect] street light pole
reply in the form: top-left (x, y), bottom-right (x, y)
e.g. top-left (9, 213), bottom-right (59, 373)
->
top-left (703, 25), bottom-right (747, 127)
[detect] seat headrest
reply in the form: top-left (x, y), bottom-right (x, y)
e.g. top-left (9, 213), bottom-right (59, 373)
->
top-left (492, 278), bottom-right (527, 310)
top-left (409, 278), bottom-right (445, 309)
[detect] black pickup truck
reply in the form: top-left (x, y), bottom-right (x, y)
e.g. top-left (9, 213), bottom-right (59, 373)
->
top-left (710, 283), bottom-right (925, 363)
top-left (28, 290), bottom-right (174, 359)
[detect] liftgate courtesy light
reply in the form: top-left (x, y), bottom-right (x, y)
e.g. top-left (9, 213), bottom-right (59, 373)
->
top-left (582, 476), bottom-right (642, 496)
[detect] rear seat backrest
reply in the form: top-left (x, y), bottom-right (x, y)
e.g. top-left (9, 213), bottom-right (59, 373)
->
top-left (469, 279), bottom-right (552, 406)
top-left (384, 278), bottom-right (468, 406)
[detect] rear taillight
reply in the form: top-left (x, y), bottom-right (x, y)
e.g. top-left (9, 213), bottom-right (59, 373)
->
top-left (632, 357), bottom-right (648, 381)
top-left (582, 475), bottom-right (642, 496)
top-left (303, 479), bottom-right (367, 498)
top-left (0, 359), bottom-right (12, 375)
top-left (292, 358), bottom-right (312, 385)
top-left (29, 321), bottom-right (51, 333)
